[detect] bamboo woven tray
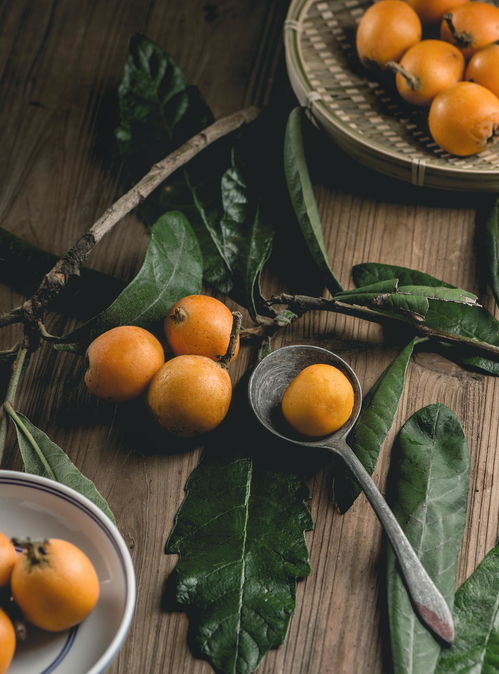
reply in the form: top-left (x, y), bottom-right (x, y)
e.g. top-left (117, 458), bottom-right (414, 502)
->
top-left (284, 0), bottom-right (499, 190)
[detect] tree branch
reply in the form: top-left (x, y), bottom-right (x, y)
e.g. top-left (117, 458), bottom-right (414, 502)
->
top-left (269, 293), bottom-right (499, 359)
top-left (0, 105), bottom-right (260, 330)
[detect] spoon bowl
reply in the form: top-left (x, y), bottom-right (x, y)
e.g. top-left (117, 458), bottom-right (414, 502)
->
top-left (248, 344), bottom-right (454, 645)
top-left (248, 344), bottom-right (362, 446)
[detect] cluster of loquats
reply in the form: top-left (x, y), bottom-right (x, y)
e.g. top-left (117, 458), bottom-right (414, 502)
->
top-left (0, 533), bottom-right (99, 673)
top-left (356, 0), bottom-right (499, 156)
top-left (84, 295), bottom-right (239, 438)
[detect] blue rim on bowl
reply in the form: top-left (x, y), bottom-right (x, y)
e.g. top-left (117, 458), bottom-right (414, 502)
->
top-left (0, 470), bottom-right (136, 674)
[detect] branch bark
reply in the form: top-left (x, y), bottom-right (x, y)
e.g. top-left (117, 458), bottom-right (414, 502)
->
top-left (0, 105), bottom-right (260, 330)
top-left (0, 344), bottom-right (29, 464)
top-left (270, 293), bottom-right (499, 359)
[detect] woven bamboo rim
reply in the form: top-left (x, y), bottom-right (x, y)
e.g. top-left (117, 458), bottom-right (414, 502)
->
top-left (284, 0), bottom-right (499, 191)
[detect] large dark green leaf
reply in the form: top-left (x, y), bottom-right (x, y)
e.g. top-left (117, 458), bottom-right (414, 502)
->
top-left (116, 33), bottom-right (232, 292)
top-left (435, 544), bottom-right (499, 673)
top-left (0, 227), bottom-right (124, 320)
top-left (7, 407), bottom-right (115, 523)
top-left (166, 441), bottom-right (312, 674)
top-left (219, 152), bottom-right (274, 318)
top-left (58, 211), bottom-right (202, 348)
top-left (334, 338), bottom-right (417, 513)
top-left (387, 404), bottom-right (469, 674)
top-left (480, 198), bottom-right (499, 306)
top-left (284, 107), bottom-right (343, 295)
top-left (353, 263), bottom-right (499, 376)
top-left (116, 33), bottom-right (213, 178)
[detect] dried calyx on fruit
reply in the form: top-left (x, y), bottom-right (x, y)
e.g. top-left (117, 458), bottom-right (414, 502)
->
top-left (441, 2), bottom-right (499, 59)
top-left (10, 537), bottom-right (100, 632)
top-left (147, 311), bottom-right (242, 438)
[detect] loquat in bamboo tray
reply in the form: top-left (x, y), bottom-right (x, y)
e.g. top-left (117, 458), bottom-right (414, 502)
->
top-left (284, 0), bottom-right (499, 190)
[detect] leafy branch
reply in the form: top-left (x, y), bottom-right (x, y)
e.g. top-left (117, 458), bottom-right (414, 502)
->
top-left (0, 105), bottom-right (259, 338)
top-left (267, 291), bottom-right (499, 360)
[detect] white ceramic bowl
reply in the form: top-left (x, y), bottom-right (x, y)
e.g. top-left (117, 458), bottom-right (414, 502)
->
top-left (0, 470), bottom-right (136, 674)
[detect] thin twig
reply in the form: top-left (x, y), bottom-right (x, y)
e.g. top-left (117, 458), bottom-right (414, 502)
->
top-left (0, 106), bottom-right (260, 331)
top-left (36, 320), bottom-right (62, 342)
top-left (0, 344), bottom-right (29, 464)
top-left (269, 292), bottom-right (499, 359)
top-left (0, 308), bottom-right (22, 328)
top-left (219, 312), bottom-right (243, 367)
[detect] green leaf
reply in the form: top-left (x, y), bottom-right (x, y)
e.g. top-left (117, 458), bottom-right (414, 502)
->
top-left (337, 280), bottom-right (478, 321)
top-left (352, 263), bottom-right (456, 289)
top-left (435, 544), bottom-right (499, 673)
top-left (284, 107), bottom-right (343, 295)
top-left (353, 263), bottom-right (499, 376)
top-left (335, 279), bottom-right (400, 302)
top-left (57, 211), bottom-right (202, 349)
top-left (387, 404), bottom-right (470, 674)
top-left (116, 34), bottom-right (232, 293)
top-left (334, 338), bottom-right (417, 513)
top-left (397, 286), bottom-right (478, 304)
top-left (337, 280), bottom-right (429, 319)
top-left (481, 199), bottom-right (499, 306)
top-left (167, 443), bottom-right (312, 674)
top-left (116, 33), bottom-right (213, 177)
top-left (219, 152), bottom-right (274, 318)
top-left (7, 407), bottom-right (115, 524)
top-left (0, 227), bottom-right (125, 320)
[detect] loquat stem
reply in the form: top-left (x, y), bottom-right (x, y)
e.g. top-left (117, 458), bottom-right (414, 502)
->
top-left (219, 312), bottom-right (243, 367)
top-left (386, 61), bottom-right (420, 90)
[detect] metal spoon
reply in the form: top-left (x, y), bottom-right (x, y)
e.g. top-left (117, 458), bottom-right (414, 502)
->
top-left (248, 344), bottom-right (454, 644)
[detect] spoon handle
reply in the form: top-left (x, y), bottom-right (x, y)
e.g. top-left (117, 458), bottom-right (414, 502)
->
top-left (331, 439), bottom-right (454, 644)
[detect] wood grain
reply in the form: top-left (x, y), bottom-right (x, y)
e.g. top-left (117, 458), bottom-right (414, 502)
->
top-left (0, 1), bottom-right (497, 673)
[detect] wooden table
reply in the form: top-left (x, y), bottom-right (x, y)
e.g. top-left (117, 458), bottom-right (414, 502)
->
top-left (0, 1), bottom-right (497, 672)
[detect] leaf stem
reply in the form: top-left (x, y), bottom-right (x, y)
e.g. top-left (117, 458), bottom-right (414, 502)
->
top-left (0, 105), bottom-right (260, 333)
top-left (269, 293), bottom-right (499, 359)
top-left (3, 403), bottom-right (56, 480)
top-left (0, 345), bottom-right (28, 465)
